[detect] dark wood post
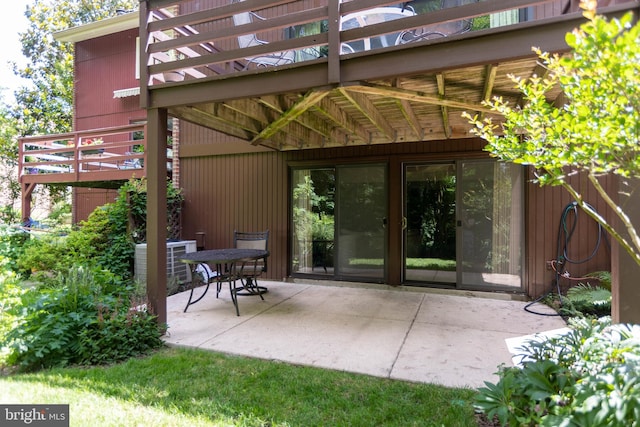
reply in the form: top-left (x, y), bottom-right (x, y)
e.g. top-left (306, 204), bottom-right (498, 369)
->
top-left (146, 107), bottom-right (168, 325)
top-left (611, 177), bottom-right (640, 324)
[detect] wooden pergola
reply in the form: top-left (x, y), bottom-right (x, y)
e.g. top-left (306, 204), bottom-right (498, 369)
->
top-left (139, 0), bottom-right (639, 323)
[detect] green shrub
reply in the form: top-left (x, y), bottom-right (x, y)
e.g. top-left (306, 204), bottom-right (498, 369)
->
top-left (475, 317), bottom-right (640, 426)
top-left (1, 265), bottom-right (164, 371)
top-left (18, 233), bottom-right (71, 275)
top-left (18, 191), bottom-right (135, 280)
top-left (17, 178), bottom-right (182, 280)
top-left (0, 259), bottom-right (25, 362)
top-left (0, 225), bottom-right (31, 275)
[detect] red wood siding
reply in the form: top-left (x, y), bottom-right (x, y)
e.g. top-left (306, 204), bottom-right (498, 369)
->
top-left (72, 29), bottom-right (146, 221)
top-left (179, 151), bottom-right (290, 282)
top-left (75, 29), bottom-right (144, 129)
top-left (73, 187), bottom-right (119, 223)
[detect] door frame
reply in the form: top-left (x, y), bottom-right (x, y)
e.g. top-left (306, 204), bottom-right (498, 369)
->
top-left (399, 159), bottom-right (525, 291)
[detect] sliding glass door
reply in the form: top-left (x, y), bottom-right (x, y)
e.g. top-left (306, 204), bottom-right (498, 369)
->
top-left (291, 160), bottom-right (522, 291)
top-left (291, 168), bottom-right (335, 276)
top-left (335, 164), bottom-right (387, 281)
top-left (403, 160), bottom-right (523, 290)
top-left (404, 163), bottom-right (457, 283)
top-left (290, 164), bottom-right (387, 282)
top-left (457, 160), bottom-right (523, 289)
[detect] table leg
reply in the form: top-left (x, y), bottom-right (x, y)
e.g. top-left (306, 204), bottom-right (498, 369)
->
top-left (183, 263), bottom-right (211, 312)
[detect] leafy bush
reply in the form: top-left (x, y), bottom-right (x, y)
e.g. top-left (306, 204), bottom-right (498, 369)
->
top-left (0, 258), bottom-right (25, 362)
top-left (476, 317), bottom-right (640, 426)
top-left (0, 225), bottom-right (31, 275)
top-left (125, 178), bottom-right (184, 243)
top-left (17, 178), bottom-right (182, 279)
top-left (1, 265), bottom-right (164, 371)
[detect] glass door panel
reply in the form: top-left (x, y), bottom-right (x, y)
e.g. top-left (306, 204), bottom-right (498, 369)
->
top-left (335, 165), bottom-right (387, 281)
top-left (404, 164), bottom-right (457, 283)
top-left (291, 168), bottom-right (335, 276)
top-left (458, 161), bottom-right (523, 290)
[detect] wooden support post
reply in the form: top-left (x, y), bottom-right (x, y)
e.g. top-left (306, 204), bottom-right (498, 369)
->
top-left (327, 0), bottom-right (340, 84)
top-left (611, 177), bottom-right (640, 324)
top-left (146, 107), bottom-right (168, 326)
top-left (139, 0), bottom-right (150, 108)
top-left (21, 183), bottom-right (35, 224)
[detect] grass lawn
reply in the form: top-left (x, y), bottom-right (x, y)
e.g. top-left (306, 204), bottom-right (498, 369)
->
top-left (0, 347), bottom-right (478, 426)
top-left (351, 258), bottom-right (457, 271)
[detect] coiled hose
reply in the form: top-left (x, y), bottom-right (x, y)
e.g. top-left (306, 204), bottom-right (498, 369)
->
top-left (524, 201), bottom-right (609, 315)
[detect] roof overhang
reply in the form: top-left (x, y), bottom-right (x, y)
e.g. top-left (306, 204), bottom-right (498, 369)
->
top-left (54, 11), bottom-right (138, 43)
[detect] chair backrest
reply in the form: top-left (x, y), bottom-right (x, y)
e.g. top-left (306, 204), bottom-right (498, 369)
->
top-left (234, 230), bottom-right (269, 250)
top-left (233, 12), bottom-right (261, 49)
top-left (234, 230), bottom-right (269, 272)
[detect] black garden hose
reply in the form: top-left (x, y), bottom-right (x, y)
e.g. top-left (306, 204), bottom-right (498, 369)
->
top-left (524, 201), bottom-right (609, 316)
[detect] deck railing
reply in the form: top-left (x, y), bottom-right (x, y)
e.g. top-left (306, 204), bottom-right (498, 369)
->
top-left (141, 0), bottom-right (580, 89)
top-left (19, 124), bottom-right (149, 183)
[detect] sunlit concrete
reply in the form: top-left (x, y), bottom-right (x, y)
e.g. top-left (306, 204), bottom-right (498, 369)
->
top-left (164, 280), bottom-right (565, 388)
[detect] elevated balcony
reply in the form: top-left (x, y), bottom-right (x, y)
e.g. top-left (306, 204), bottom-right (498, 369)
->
top-left (19, 124), bottom-right (149, 186)
top-left (140, 0), bottom-right (637, 150)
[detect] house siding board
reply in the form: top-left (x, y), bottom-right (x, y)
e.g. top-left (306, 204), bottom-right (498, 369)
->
top-left (73, 187), bottom-right (119, 223)
top-left (180, 151), bottom-right (290, 282)
top-left (526, 170), bottom-right (612, 298)
top-left (75, 29), bottom-right (141, 122)
top-left (69, 28), bottom-right (146, 222)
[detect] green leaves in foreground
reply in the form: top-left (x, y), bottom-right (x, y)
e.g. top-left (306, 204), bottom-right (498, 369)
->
top-left (475, 317), bottom-right (640, 426)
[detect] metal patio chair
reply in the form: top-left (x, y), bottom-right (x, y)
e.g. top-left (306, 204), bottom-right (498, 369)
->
top-left (232, 11), bottom-right (295, 68)
top-left (233, 229), bottom-right (269, 297)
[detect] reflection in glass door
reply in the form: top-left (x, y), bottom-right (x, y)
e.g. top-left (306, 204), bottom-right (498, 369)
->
top-left (336, 165), bottom-right (387, 281)
top-left (290, 165), bottom-right (387, 282)
top-left (291, 168), bottom-right (336, 276)
top-left (404, 164), bottom-right (457, 283)
top-left (458, 161), bottom-right (523, 290)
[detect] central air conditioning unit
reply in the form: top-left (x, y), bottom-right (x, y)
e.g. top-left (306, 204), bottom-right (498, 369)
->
top-left (134, 240), bottom-right (197, 287)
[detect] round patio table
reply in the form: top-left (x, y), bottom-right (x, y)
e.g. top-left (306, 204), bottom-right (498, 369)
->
top-left (179, 248), bottom-right (269, 316)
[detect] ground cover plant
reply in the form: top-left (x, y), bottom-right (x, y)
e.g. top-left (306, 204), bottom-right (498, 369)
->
top-left (0, 347), bottom-right (478, 426)
top-left (475, 317), bottom-right (640, 426)
top-left (0, 265), bottom-right (163, 371)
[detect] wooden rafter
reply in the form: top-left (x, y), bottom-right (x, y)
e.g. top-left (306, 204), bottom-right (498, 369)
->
top-left (250, 90), bottom-right (330, 145)
top-left (436, 73), bottom-right (451, 139)
top-left (483, 64), bottom-right (499, 103)
top-left (171, 105), bottom-right (254, 140)
top-left (393, 79), bottom-right (422, 140)
top-left (345, 82), bottom-right (493, 113)
top-left (224, 99), bottom-right (280, 128)
top-left (340, 87), bottom-right (396, 142)
top-left (258, 94), bottom-right (342, 145)
top-left (258, 95), bottom-right (290, 115)
top-left (209, 103), bottom-right (264, 135)
top-left (480, 63), bottom-right (498, 120)
top-left (312, 97), bottom-right (370, 145)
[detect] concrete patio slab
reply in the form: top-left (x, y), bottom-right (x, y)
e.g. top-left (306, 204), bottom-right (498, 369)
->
top-left (164, 280), bottom-right (567, 389)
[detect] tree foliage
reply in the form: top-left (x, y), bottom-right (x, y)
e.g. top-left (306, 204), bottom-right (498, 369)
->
top-left (0, 104), bottom-right (21, 222)
top-left (466, 2), bottom-right (640, 267)
top-left (0, 1), bottom-right (138, 219)
top-left (10, 0), bottom-right (138, 136)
